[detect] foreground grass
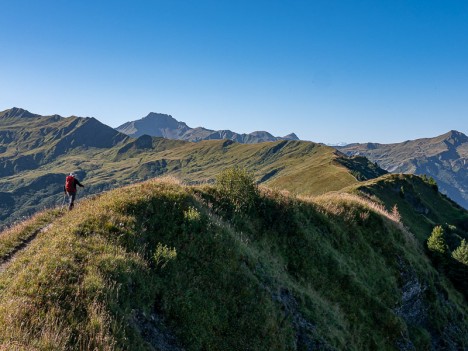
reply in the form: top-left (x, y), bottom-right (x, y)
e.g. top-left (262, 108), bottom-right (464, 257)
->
top-left (0, 178), bottom-right (466, 350)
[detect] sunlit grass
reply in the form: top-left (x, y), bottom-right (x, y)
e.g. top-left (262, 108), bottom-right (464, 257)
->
top-left (0, 209), bottom-right (62, 261)
top-left (0, 178), bottom-right (466, 350)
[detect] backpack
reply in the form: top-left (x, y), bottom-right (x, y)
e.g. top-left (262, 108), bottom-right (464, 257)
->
top-left (65, 175), bottom-right (75, 192)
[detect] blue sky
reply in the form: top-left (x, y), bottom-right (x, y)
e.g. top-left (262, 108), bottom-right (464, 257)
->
top-left (1, 0), bottom-right (467, 143)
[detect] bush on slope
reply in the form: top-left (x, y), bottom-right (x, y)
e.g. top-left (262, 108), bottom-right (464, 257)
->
top-left (0, 177), bottom-right (466, 350)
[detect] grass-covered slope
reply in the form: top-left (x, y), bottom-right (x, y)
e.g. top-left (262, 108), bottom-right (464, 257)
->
top-left (0, 209), bottom-right (61, 262)
top-left (0, 178), bottom-right (466, 350)
top-left (347, 174), bottom-right (468, 243)
top-left (0, 108), bottom-right (127, 172)
top-left (0, 116), bottom-right (384, 227)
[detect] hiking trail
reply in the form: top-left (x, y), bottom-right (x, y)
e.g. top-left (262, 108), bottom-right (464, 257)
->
top-left (0, 223), bottom-right (53, 274)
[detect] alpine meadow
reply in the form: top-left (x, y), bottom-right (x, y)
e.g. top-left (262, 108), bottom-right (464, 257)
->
top-left (0, 108), bottom-right (467, 350)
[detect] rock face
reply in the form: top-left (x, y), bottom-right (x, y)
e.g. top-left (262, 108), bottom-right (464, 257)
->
top-left (117, 113), bottom-right (192, 139)
top-left (0, 107), bottom-right (40, 119)
top-left (116, 112), bottom-right (300, 144)
top-left (338, 130), bottom-right (468, 209)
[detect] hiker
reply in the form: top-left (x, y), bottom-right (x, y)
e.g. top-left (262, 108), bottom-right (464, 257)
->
top-left (64, 173), bottom-right (84, 210)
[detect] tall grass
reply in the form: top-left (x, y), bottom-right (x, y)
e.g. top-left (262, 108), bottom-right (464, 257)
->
top-left (0, 179), bottom-right (466, 350)
top-left (305, 192), bottom-right (417, 247)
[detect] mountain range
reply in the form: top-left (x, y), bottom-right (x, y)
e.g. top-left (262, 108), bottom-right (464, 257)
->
top-left (116, 113), bottom-right (468, 210)
top-left (0, 107), bottom-right (381, 227)
top-left (116, 112), bottom-right (299, 143)
top-left (1, 107), bottom-right (467, 216)
top-left (338, 131), bottom-right (468, 209)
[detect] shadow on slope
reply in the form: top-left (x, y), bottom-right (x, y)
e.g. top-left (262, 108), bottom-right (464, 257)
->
top-left (0, 178), bottom-right (466, 350)
top-left (349, 174), bottom-right (468, 243)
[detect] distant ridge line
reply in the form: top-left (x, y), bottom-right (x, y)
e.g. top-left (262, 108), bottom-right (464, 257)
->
top-left (115, 112), bottom-right (300, 144)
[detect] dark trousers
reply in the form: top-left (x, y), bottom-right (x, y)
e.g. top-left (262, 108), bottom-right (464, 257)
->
top-left (67, 191), bottom-right (76, 210)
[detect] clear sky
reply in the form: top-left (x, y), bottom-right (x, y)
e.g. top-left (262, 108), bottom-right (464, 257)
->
top-left (1, 0), bottom-right (467, 144)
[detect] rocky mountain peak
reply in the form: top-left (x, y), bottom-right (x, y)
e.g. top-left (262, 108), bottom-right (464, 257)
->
top-left (283, 133), bottom-right (299, 140)
top-left (0, 107), bottom-right (39, 119)
top-left (116, 113), bottom-right (301, 144)
top-left (142, 112), bottom-right (188, 129)
top-left (443, 130), bottom-right (468, 146)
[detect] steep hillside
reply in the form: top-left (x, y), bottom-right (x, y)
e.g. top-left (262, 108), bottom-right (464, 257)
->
top-left (0, 109), bottom-right (385, 227)
top-left (344, 173), bottom-right (468, 302)
top-left (116, 112), bottom-right (299, 143)
top-left (0, 107), bottom-right (128, 176)
top-left (346, 173), bottom-right (468, 243)
top-left (0, 178), bottom-right (466, 350)
top-left (0, 137), bottom-right (384, 227)
top-left (338, 131), bottom-right (468, 209)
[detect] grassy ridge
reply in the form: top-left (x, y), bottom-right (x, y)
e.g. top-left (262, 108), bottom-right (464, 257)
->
top-left (0, 178), bottom-right (466, 350)
top-left (0, 136), bottom-right (383, 227)
top-left (2, 138), bottom-right (371, 193)
top-left (348, 174), bottom-right (468, 242)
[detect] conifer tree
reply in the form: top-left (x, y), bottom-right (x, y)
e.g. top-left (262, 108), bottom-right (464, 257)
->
top-left (449, 239), bottom-right (468, 297)
top-left (427, 225), bottom-right (449, 268)
top-left (452, 239), bottom-right (468, 265)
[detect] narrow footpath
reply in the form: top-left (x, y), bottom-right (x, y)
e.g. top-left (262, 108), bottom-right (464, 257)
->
top-left (0, 222), bottom-right (55, 274)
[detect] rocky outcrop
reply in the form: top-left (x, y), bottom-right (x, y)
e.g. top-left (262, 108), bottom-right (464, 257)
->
top-left (394, 257), bottom-right (468, 351)
top-left (273, 288), bottom-right (335, 351)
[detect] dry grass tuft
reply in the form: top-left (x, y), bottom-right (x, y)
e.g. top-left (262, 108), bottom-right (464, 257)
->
top-left (299, 192), bottom-right (417, 245)
top-left (301, 192), bottom-right (400, 223)
top-left (152, 175), bottom-right (183, 185)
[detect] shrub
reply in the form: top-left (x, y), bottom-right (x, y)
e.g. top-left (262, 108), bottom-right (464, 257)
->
top-left (184, 206), bottom-right (201, 222)
top-left (183, 206), bottom-right (204, 234)
top-left (215, 166), bottom-right (259, 214)
top-left (154, 243), bottom-right (177, 269)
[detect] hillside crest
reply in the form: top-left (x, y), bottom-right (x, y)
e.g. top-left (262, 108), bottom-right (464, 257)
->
top-left (338, 130), bottom-right (468, 209)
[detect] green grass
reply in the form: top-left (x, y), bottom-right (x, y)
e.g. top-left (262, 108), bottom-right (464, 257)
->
top-left (0, 178), bottom-right (466, 350)
top-left (1, 128), bottom-right (384, 228)
top-left (347, 173), bottom-right (468, 242)
top-left (0, 209), bottom-right (62, 260)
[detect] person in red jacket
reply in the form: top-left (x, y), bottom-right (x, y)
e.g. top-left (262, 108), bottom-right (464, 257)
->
top-left (64, 173), bottom-right (84, 210)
